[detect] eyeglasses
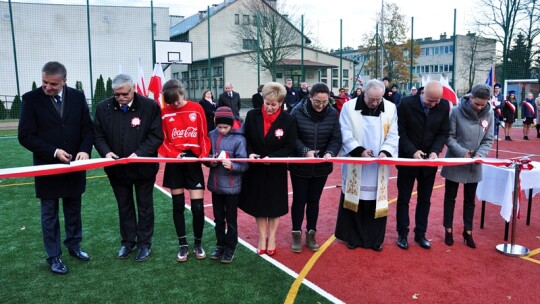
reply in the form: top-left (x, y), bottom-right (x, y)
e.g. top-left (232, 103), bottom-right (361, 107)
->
top-left (114, 87), bottom-right (132, 97)
top-left (365, 95), bottom-right (382, 103)
top-left (311, 98), bottom-right (329, 106)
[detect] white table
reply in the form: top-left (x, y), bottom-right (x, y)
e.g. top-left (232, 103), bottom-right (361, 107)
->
top-left (476, 161), bottom-right (540, 222)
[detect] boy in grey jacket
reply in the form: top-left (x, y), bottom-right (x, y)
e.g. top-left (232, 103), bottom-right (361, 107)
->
top-left (207, 107), bottom-right (248, 263)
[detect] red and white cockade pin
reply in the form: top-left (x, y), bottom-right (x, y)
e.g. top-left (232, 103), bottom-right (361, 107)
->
top-left (275, 128), bottom-right (284, 139)
top-left (131, 117), bottom-right (141, 128)
top-left (480, 119), bottom-right (488, 132)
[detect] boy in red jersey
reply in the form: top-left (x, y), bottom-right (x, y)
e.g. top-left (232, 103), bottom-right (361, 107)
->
top-left (158, 79), bottom-right (211, 262)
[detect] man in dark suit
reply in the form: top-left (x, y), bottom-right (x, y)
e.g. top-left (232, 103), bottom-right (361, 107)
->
top-left (283, 78), bottom-right (298, 112)
top-left (94, 73), bottom-right (163, 262)
top-left (218, 82), bottom-right (241, 118)
top-left (251, 84), bottom-right (264, 109)
top-left (297, 81), bottom-right (310, 101)
top-left (396, 80), bottom-right (450, 250)
top-left (18, 61), bottom-right (94, 274)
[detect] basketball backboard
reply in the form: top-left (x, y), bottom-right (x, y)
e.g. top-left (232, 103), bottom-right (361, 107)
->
top-left (155, 40), bottom-right (192, 64)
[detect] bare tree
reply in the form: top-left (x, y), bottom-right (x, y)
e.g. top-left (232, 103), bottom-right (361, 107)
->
top-left (457, 34), bottom-right (496, 92)
top-left (522, 0), bottom-right (540, 77)
top-left (229, 0), bottom-right (305, 81)
top-left (474, 0), bottom-right (523, 82)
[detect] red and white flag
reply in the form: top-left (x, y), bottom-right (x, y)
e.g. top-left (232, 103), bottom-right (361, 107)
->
top-left (136, 58), bottom-right (147, 96)
top-left (148, 63), bottom-right (166, 108)
top-left (523, 100), bottom-right (535, 116)
top-left (439, 75), bottom-right (458, 107)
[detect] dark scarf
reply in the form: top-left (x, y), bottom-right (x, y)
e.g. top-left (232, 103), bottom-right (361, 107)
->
top-left (304, 99), bottom-right (327, 122)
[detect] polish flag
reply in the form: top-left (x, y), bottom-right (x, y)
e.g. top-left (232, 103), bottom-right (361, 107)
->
top-left (148, 63), bottom-right (165, 108)
top-left (136, 58), bottom-right (147, 96)
top-left (439, 75), bottom-right (458, 106)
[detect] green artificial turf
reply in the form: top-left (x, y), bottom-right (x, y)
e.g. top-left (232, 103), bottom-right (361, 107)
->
top-left (0, 138), bottom-right (332, 303)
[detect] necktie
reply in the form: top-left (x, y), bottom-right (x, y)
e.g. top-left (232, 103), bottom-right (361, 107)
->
top-left (54, 95), bottom-right (62, 108)
top-left (121, 105), bottom-right (129, 113)
top-left (229, 93), bottom-right (233, 98)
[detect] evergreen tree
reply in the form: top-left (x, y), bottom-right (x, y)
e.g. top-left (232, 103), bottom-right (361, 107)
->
top-left (92, 75), bottom-right (106, 116)
top-left (106, 77), bottom-right (113, 98)
top-left (0, 99), bottom-right (7, 119)
top-left (32, 81), bottom-right (37, 90)
top-left (11, 95), bottom-right (22, 119)
top-left (75, 81), bottom-right (84, 93)
top-left (507, 33), bottom-right (530, 79)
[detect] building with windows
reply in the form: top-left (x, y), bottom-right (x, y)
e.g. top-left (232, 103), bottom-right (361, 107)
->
top-left (169, 0), bottom-right (354, 102)
top-left (338, 32), bottom-right (496, 96)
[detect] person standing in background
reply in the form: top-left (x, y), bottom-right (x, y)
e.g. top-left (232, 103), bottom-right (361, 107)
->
top-left (18, 61), bottom-right (94, 274)
top-left (251, 85), bottom-right (264, 109)
top-left (297, 82), bottom-right (310, 101)
top-left (94, 73), bottom-right (163, 262)
top-left (283, 78), bottom-right (298, 112)
top-left (199, 90), bottom-right (217, 134)
top-left (501, 90), bottom-right (518, 141)
top-left (491, 83), bottom-right (504, 140)
top-left (218, 82), bottom-right (241, 118)
top-left (535, 93), bottom-right (540, 138)
top-left (521, 92), bottom-right (537, 140)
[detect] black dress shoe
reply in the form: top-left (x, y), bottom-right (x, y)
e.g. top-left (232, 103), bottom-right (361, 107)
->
top-left (346, 243), bottom-right (358, 250)
top-left (372, 245), bottom-right (383, 252)
top-left (397, 235), bottom-right (409, 250)
top-left (118, 246), bottom-right (133, 259)
top-left (135, 247), bottom-right (151, 262)
top-left (414, 235), bottom-right (431, 249)
top-left (48, 257), bottom-right (68, 275)
top-left (69, 248), bottom-right (90, 261)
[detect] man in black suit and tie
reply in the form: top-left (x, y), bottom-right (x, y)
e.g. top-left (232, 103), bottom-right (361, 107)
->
top-left (94, 73), bottom-right (163, 262)
top-left (395, 80), bottom-right (450, 250)
top-left (218, 82), bottom-right (241, 118)
top-left (18, 61), bottom-right (94, 274)
top-left (251, 84), bottom-right (264, 109)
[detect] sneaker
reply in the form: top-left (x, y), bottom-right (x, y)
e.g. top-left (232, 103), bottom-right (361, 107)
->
top-left (193, 243), bottom-right (206, 260)
top-left (176, 245), bottom-right (188, 262)
top-left (210, 246), bottom-right (224, 260)
top-left (220, 248), bottom-right (235, 264)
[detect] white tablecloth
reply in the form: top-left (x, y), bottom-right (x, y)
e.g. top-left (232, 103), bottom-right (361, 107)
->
top-left (476, 162), bottom-right (540, 221)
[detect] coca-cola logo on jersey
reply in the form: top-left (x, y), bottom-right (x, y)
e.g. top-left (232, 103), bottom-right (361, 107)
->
top-left (171, 127), bottom-right (198, 139)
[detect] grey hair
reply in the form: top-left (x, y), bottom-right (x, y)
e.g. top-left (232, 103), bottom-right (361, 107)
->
top-left (42, 61), bottom-right (67, 80)
top-left (364, 79), bottom-right (385, 93)
top-left (112, 73), bottom-right (134, 90)
top-left (262, 82), bottom-right (287, 103)
top-left (470, 83), bottom-right (492, 100)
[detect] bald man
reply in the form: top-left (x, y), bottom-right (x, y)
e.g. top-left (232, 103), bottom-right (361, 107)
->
top-left (395, 81), bottom-right (450, 250)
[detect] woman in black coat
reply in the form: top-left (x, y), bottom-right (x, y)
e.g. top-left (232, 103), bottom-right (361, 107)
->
top-left (239, 82), bottom-right (297, 256)
top-left (288, 83), bottom-right (342, 253)
top-left (199, 90), bottom-right (217, 133)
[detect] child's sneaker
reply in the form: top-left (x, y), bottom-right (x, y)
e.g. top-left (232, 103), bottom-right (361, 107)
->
top-left (220, 248), bottom-right (235, 264)
top-left (193, 243), bottom-right (206, 260)
top-left (176, 245), bottom-right (188, 262)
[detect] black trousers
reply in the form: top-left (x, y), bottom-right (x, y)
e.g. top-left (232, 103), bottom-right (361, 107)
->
top-left (109, 178), bottom-right (155, 248)
top-left (290, 174), bottom-right (328, 231)
top-left (443, 179), bottom-right (478, 231)
top-left (212, 193), bottom-right (238, 250)
top-left (396, 168), bottom-right (436, 236)
top-left (41, 196), bottom-right (83, 260)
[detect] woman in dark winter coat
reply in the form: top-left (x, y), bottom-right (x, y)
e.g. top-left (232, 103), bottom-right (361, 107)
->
top-left (238, 82), bottom-right (297, 256)
top-left (199, 90), bottom-right (217, 134)
top-left (288, 83), bottom-right (342, 253)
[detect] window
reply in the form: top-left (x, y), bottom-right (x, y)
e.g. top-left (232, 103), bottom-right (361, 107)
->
top-left (252, 15), bottom-right (257, 25)
top-left (424, 48), bottom-right (430, 55)
top-left (321, 78), bottom-right (327, 84)
top-left (202, 68), bottom-right (208, 77)
top-left (434, 47), bottom-right (439, 55)
top-left (343, 80), bottom-right (349, 87)
top-left (332, 68), bottom-right (338, 78)
top-left (243, 39), bottom-right (257, 50)
top-left (332, 79), bottom-right (338, 88)
top-left (234, 14), bottom-right (239, 25)
top-left (434, 65), bottom-right (439, 73)
top-left (191, 70), bottom-right (198, 79)
top-left (213, 78), bottom-right (217, 88)
top-left (343, 69), bottom-right (349, 77)
top-left (181, 71), bottom-right (189, 80)
top-left (219, 78), bottom-right (224, 88)
top-left (201, 80), bottom-right (206, 88)
top-left (214, 66), bottom-right (223, 76)
top-left (439, 46), bottom-right (444, 54)
top-left (243, 15), bottom-right (250, 25)
top-left (276, 73), bottom-right (283, 79)
top-left (449, 64), bottom-right (453, 72)
top-left (172, 72), bottom-right (179, 80)
top-left (320, 69), bottom-right (327, 77)
top-left (449, 45), bottom-right (454, 53)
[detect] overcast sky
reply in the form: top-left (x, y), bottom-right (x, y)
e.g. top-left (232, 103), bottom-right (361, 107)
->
top-left (18, 0), bottom-right (476, 49)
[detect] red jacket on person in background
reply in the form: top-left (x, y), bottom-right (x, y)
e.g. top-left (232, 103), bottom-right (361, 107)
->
top-left (158, 100), bottom-right (211, 158)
